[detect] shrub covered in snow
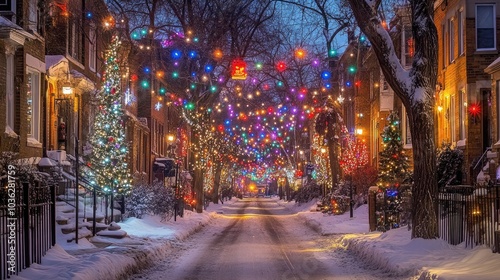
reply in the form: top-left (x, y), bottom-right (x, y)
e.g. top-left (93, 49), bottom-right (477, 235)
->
top-left (437, 143), bottom-right (464, 188)
top-left (292, 181), bottom-right (322, 204)
top-left (150, 181), bottom-right (176, 222)
top-left (125, 183), bottom-right (153, 219)
top-left (125, 180), bottom-right (176, 221)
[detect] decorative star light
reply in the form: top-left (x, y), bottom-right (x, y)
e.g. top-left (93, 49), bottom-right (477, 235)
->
top-left (337, 95), bottom-right (345, 103)
top-left (155, 101), bottom-right (163, 111)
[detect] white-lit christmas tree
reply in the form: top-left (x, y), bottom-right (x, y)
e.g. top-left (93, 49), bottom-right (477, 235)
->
top-left (87, 36), bottom-right (131, 194)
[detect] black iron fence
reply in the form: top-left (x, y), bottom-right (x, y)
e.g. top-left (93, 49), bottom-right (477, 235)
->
top-left (369, 184), bottom-right (500, 252)
top-left (0, 178), bottom-right (56, 279)
top-left (438, 185), bottom-right (500, 251)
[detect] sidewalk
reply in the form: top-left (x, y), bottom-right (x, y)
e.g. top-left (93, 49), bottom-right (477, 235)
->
top-left (10, 197), bottom-right (500, 280)
top-left (10, 199), bottom-right (237, 280)
top-left (277, 198), bottom-right (500, 280)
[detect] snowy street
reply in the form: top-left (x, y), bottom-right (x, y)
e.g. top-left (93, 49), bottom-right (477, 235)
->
top-left (131, 198), bottom-right (404, 280)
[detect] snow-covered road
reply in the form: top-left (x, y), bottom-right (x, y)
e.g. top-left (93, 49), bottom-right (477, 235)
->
top-left (131, 198), bottom-right (407, 280)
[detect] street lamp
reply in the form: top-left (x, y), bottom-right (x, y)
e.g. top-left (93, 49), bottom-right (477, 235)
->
top-left (167, 134), bottom-right (176, 158)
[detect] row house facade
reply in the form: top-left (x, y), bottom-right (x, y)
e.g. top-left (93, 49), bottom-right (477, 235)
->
top-left (349, 1), bottom-right (500, 186)
top-left (131, 38), bottom-right (185, 184)
top-left (44, 0), bottom-right (152, 183)
top-left (0, 0), bottom-right (154, 184)
top-left (0, 0), bottom-right (46, 160)
top-left (435, 0), bottom-right (500, 184)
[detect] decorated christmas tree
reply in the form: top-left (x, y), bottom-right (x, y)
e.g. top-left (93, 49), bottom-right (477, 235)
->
top-left (87, 37), bottom-right (131, 194)
top-left (340, 135), bottom-right (369, 176)
top-left (378, 111), bottom-right (410, 188)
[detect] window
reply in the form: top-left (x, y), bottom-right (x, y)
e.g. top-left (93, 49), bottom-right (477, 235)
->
top-left (159, 124), bottom-right (164, 156)
top-left (6, 47), bottom-right (14, 131)
top-left (476, 4), bottom-right (496, 50)
top-left (497, 81), bottom-right (500, 142)
top-left (381, 73), bottom-right (389, 92)
top-left (28, 0), bottom-right (38, 33)
top-left (402, 26), bottom-right (414, 68)
top-left (69, 20), bottom-right (83, 62)
top-left (450, 95), bottom-right (456, 143)
top-left (372, 118), bottom-right (378, 164)
top-left (27, 69), bottom-right (41, 143)
top-left (448, 18), bottom-right (455, 63)
top-left (442, 24), bottom-right (446, 68)
top-left (459, 89), bottom-right (466, 140)
top-left (402, 106), bottom-right (412, 147)
top-left (143, 134), bottom-right (148, 172)
top-left (136, 131), bottom-right (141, 172)
top-left (152, 119), bottom-right (157, 153)
top-left (89, 24), bottom-right (97, 71)
top-left (458, 8), bottom-right (464, 55)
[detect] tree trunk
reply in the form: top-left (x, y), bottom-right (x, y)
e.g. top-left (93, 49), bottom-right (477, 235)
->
top-left (194, 168), bottom-right (204, 213)
top-left (190, 135), bottom-right (204, 213)
top-left (212, 163), bottom-right (222, 204)
top-left (347, 0), bottom-right (439, 239)
top-left (328, 140), bottom-right (339, 189)
top-left (409, 102), bottom-right (438, 239)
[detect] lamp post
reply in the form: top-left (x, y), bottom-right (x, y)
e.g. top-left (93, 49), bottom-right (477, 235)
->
top-left (167, 134), bottom-right (180, 221)
top-left (167, 134), bottom-right (175, 158)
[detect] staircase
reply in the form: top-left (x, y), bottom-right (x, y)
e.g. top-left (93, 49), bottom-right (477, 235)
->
top-left (471, 147), bottom-right (498, 186)
top-left (46, 150), bottom-right (125, 242)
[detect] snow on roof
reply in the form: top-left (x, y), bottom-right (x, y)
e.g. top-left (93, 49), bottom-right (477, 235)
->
top-left (0, 16), bottom-right (23, 30)
top-left (38, 157), bottom-right (57, 167)
top-left (45, 55), bottom-right (68, 71)
top-left (0, 16), bottom-right (35, 43)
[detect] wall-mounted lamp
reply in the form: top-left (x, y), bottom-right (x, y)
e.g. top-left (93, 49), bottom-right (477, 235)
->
top-left (62, 81), bottom-right (73, 95)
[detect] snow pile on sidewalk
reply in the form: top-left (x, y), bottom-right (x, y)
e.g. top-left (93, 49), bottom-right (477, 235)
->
top-left (11, 199), bottom-right (237, 280)
top-left (282, 198), bottom-right (500, 280)
top-left (12, 196), bottom-right (500, 280)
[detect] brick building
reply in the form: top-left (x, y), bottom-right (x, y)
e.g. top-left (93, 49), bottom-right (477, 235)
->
top-left (0, 0), bottom-right (46, 161)
top-left (435, 0), bottom-right (500, 184)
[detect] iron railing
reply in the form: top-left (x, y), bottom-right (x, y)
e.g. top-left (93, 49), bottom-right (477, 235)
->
top-left (438, 184), bottom-right (500, 251)
top-left (470, 147), bottom-right (492, 185)
top-left (0, 178), bottom-right (56, 279)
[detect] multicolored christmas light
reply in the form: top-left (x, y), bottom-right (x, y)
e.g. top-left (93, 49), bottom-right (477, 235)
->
top-left (378, 112), bottom-right (410, 188)
top-left (87, 37), bottom-right (131, 194)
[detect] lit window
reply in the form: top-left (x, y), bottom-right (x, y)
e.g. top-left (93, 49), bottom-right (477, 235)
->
top-left (402, 106), bottom-right (412, 147)
top-left (442, 24), bottom-right (446, 68)
top-left (449, 18), bottom-right (455, 63)
top-left (459, 89), bottom-right (466, 140)
top-left (450, 95), bottom-right (456, 143)
top-left (476, 4), bottom-right (496, 51)
top-left (458, 9), bottom-right (464, 55)
top-left (27, 69), bottom-right (41, 142)
top-left (403, 26), bottom-right (413, 68)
